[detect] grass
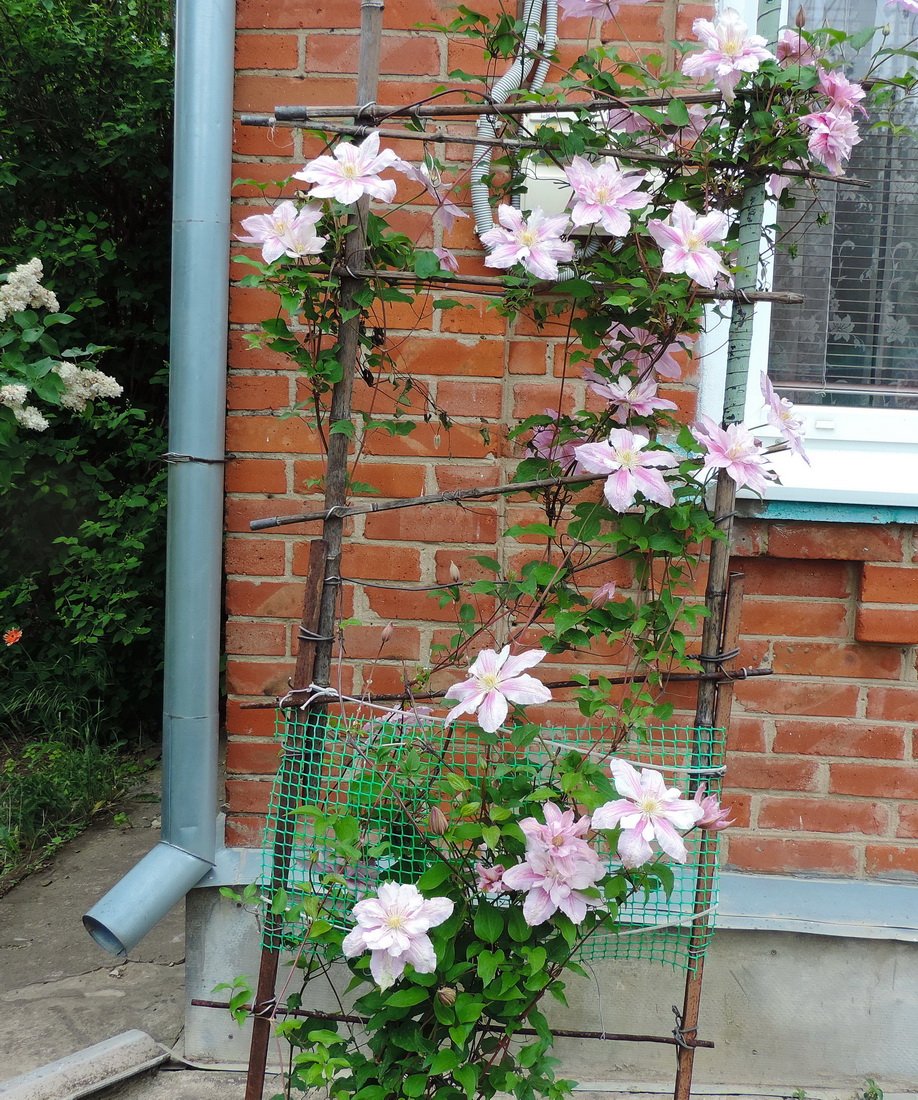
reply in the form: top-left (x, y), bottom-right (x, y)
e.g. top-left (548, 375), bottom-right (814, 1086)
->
top-left (0, 672), bottom-right (147, 894)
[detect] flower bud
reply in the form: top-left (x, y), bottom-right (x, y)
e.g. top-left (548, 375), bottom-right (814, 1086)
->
top-left (436, 987), bottom-right (457, 1006)
top-left (428, 807), bottom-right (449, 835)
top-left (381, 621), bottom-right (394, 645)
top-left (449, 560), bottom-right (461, 584)
top-left (795, 5), bottom-right (806, 27)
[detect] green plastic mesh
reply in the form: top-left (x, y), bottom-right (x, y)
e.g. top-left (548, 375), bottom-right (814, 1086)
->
top-left (260, 708), bottom-right (726, 973)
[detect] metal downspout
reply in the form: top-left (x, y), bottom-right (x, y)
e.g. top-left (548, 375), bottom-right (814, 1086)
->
top-left (82, 0), bottom-right (235, 956)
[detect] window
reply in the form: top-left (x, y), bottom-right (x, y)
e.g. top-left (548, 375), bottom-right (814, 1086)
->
top-left (700, 0), bottom-right (918, 505)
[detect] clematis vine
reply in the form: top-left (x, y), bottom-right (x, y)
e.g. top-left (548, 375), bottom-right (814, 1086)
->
top-left (481, 205), bottom-right (575, 280)
top-left (502, 840), bottom-right (604, 925)
top-left (528, 408), bottom-right (583, 466)
top-left (564, 156), bottom-right (646, 236)
top-left (293, 131), bottom-right (403, 204)
top-left (681, 8), bottom-right (774, 103)
top-left (342, 882), bottom-right (453, 989)
top-left (443, 646), bottom-right (552, 733)
top-left (601, 324), bottom-right (688, 380)
top-left (646, 201), bottom-right (730, 289)
top-left (694, 415), bottom-right (777, 495)
top-left (574, 428), bottom-right (678, 512)
top-left (592, 760), bottom-right (704, 867)
top-left (237, 200), bottom-right (326, 264)
top-left (395, 160), bottom-right (469, 231)
top-left (588, 374), bottom-right (678, 423)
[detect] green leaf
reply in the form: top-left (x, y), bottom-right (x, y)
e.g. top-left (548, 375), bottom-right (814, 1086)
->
top-left (505, 522), bottom-right (557, 539)
top-left (416, 861), bottom-right (453, 891)
top-left (329, 419), bottom-right (355, 437)
top-left (386, 987), bottom-right (428, 1007)
top-left (430, 1048), bottom-right (461, 1074)
top-left (473, 902), bottom-right (504, 943)
top-left (454, 1063), bottom-right (480, 1097)
top-left (666, 98), bottom-right (690, 127)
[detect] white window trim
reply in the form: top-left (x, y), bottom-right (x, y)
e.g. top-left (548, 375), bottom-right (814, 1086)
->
top-left (697, 0), bottom-right (918, 509)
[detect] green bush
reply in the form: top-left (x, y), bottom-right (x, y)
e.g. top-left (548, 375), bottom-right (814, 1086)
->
top-left (0, 0), bottom-right (173, 741)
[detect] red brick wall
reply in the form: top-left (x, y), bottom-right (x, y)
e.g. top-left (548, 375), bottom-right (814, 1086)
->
top-left (226, 0), bottom-right (918, 882)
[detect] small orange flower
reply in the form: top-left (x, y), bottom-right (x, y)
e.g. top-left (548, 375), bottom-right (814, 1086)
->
top-left (3, 628), bottom-right (22, 646)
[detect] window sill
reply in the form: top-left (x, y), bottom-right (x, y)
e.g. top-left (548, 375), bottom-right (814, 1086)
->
top-left (737, 499), bottom-right (918, 525)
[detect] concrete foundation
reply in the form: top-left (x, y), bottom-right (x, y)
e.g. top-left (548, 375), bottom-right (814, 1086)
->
top-left (184, 886), bottom-right (918, 1092)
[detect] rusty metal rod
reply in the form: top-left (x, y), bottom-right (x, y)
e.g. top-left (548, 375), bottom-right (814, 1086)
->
top-left (193, 999), bottom-right (714, 1048)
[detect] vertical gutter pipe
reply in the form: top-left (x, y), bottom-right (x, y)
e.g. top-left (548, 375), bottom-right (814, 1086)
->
top-left (82, 0), bottom-right (235, 956)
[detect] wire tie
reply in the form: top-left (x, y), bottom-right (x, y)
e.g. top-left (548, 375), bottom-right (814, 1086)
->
top-left (160, 452), bottom-right (227, 465)
top-left (298, 628), bottom-right (335, 643)
top-left (253, 997), bottom-right (277, 1020)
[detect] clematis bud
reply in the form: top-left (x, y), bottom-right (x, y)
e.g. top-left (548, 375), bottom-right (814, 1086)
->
top-left (449, 560), bottom-right (461, 584)
top-left (381, 621), bottom-right (394, 645)
top-left (795, 5), bottom-right (806, 27)
top-left (428, 807), bottom-right (449, 835)
top-left (590, 581), bottom-right (617, 608)
top-left (436, 987), bottom-right (457, 1006)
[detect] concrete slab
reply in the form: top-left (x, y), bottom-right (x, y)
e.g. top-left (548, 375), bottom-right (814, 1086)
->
top-left (94, 1067), bottom-right (276, 1098)
top-left (0, 773), bottom-right (186, 1082)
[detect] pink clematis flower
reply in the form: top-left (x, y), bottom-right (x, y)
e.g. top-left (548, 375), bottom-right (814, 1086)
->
top-left (761, 373), bottom-right (809, 464)
top-left (443, 646), bottom-right (552, 733)
top-left (342, 882), bottom-right (453, 989)
top-left (564, 156), bottom-right (646, 236)
top-left (590, 580), bottom-right (618, 608)
top-left (573, 429), bottom-right (678, 512)
top-left (475, 862), bottom-right (507, 894)
top-left (502, 844), bottom-right (604, 925)
top-left (692, 784), bottom-right (734, 831)
top-left (776, 28), bottom-right (819, 66)
top-left (528, 408), bottom-right (583, 467)
top-left (395, 160), bottom-right (469, 231)
top-left (482, 205), bottom-right (575, 281)
top-left (801, 109), bottom-right (861, 175)
top-left (237, 201), bottom-right (325, 264)
top-left (592, 760), bottom-right (704, 867)
top-left (818, 68), bottom-right (868, 116)
top-left (682, 9), bottom-right (774, 103)
top-left (434, 247), bottom-right (460, 273)
top-left (888, 0), bottom-right (918, 13)
top-left (693, 415), bottom-right (777, 495)
top-left (293, 132), bottom-right (402, 204)
top-left (598, 107), bottom-right (649, 134)
top-left (647, 201), bottom-right (730, 289)
top-left (519, 803), bottom-right (595, 873)
top-left (601, 324), bottom-right (688, 381)
top-left (559, 0), bottom-right (651, 19)
top-left (588, 375), bottom-right (678, 423)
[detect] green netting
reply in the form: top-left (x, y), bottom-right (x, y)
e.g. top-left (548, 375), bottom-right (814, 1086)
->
top-left (260, 708), bottom-right (726, 973)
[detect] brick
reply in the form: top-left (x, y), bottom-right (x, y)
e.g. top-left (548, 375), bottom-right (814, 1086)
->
top-left (508, 342), bottom-right (549, 375)
top-left (365, 504), bottom-right (497, 543)
top-left (292, 459), bottom-right (426, 498)
top-left (731, 521), bottom-right (764, 558)
top-left (393, 336), bottom-right (505, 377)
top-left (434, 548), bottom-right (501, 583)
top-left (773, 720), bottom-right (904, 759)
top-left (225, 658), bottom-right (292, 696)
top-left (225, 699), bottom-right (277, 738)
top-left (722, 791), bottom-right (752, 829)
top-left (830, 763), bottom-right (918, 799)
top-left (866, 684), bottom-right (918, 721)
top-left (771, 642), bottom-right (902, 680)
top-left (367, 586), bottom-right (494, 623)
top-left (226, 739), bottom-right (282, 774)
top-left (728, 716), bottom-right (767, 753)
top-left (855, 607), bottom-right (918, 645)
top-left (226, 374), bottom-right (290, 411)
top-left (225, 779), bottom-right (273, 815)
top-left (732, 557), bottom-right (851, 599)
top-left (440, 298), bottom-right (508, 336)
top-left (865, 845), bottom-right (918, 878)
top-left (896, 805), bottom-right (918, 838)
top-left (225, 458), bottom-right (288, 494)
top-left (734, 678), bottom-right (859, 717)
top-left (435, 463), bottom-right (503, 492)
top-left (232, 121), bottom-right (295, 157)
top-left (228, 284), bottom-right (280, 324)
top-left (228, 330), bottom-right (297, 372)
top-left (740, 597), bottom-right (848, 639)
top-left (513, 382), bottom-right (576, 420)
top-left (226, 414), bottom-right (321, 454)
top-left (758, 796), bottom-right (887, 835)
top-left (437, 380), bottom-right (503, 419)
top-left (307, 33), bottom-right (441, 75)
top-left (364, 421), bottom-right (498, 459)
top-left (225, 815), bottom-right (266, 848)
top-left (726, 836), bottom-right (858, 875)
top-left (725, 754), bottom-right (820, 791)
top-left (339, 624), bottom-right (420, 660)
top-left (226, 498), bottom-right (322, 537)
top-left (339, 543), bottom-right (422, 582)
top-left (235, 32), bottom-right (299, 70)
top-left (860, 563), bottom-right (918, 603)
top-left (766, 522), bottom-right (904, 562)
top-left (226, 580), bottom-right (305, 618)
top-left (369, 297), bottom-right (433, 331)
top-left (225, 620), bottom-right (288, 657)
top-left (224, 538), bottom-right (286, 576)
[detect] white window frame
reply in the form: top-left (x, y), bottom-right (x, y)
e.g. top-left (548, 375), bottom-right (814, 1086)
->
top-left (697, 0), bottom-right (918, 508)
